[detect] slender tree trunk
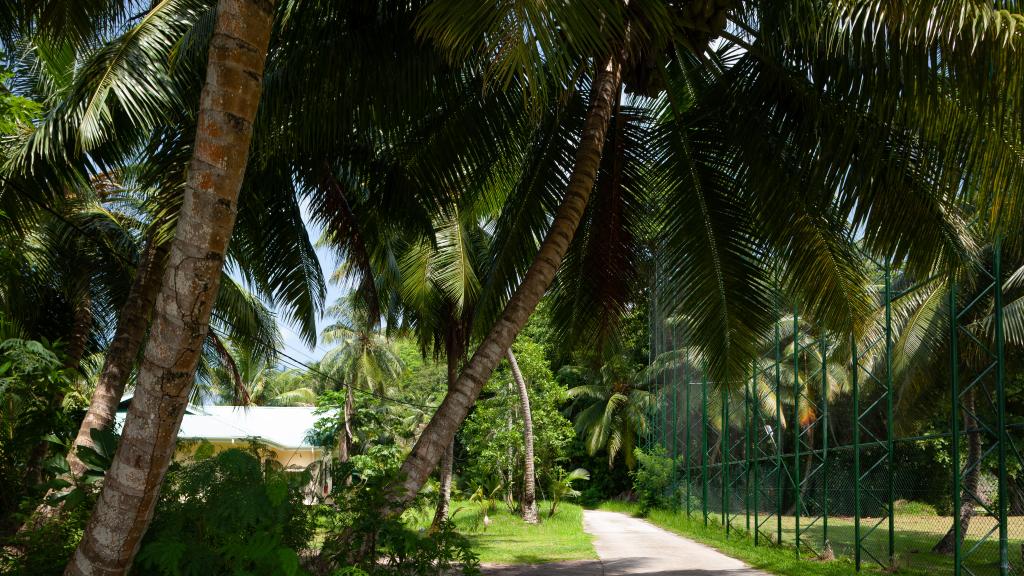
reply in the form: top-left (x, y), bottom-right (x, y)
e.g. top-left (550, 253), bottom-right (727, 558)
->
top-left (68, 240), bottom-right (167, 477)
top-left (431, 333), bottom-right (462, 528)
top-left (934, 390), bottom-right (981, 554)
top-left (507, 347), bottom-right (538, 523)
top-left (66, 1), bottom-right (274, 573)
top-left (395, 54), bottom-right (622, 508)
top-left (20, 241), bottom-right (167, 531)
top-left (338, 382), bottom-right (353, 485)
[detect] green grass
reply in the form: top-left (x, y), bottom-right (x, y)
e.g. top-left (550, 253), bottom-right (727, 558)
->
top-left (408, 500), bottom-right (597, 564)
top-left (597, 501), bottom-right (933, 576)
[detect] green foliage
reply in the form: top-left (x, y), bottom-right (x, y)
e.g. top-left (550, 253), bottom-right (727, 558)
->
top-left (0, 68), bottom-right (41, 134)
top-left (548, 467), bottom-right (589, 518)
top-left (135, 448), bottom-right (313, 576)
top-left (318, 470), bottom-right (480, 575)
top-left (0, 337), bottom-right (74, 526)
top-left (0, 505), bottom-right (89, 575)
top-left (460, 338), bottom-right (574, 508)
top-left (893, 500), bottom-right (938, 517)
top-left (631, 446), bottom-right (675, 515)
top-left (42, 426), bottom-right (118, 509)
top-left (562, 354), bottom-right (652, 469)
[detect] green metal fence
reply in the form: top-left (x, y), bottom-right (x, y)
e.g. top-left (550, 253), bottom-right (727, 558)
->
top-left (647, 243), bottom-right (1023, 575)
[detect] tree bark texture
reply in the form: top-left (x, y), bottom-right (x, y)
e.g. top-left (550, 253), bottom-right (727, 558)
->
top-left (66, 1), bottom-right (274, 573)
top-left (67, 240), bottom-right (167, 478)
top-left (507, 347), bottom-right (538, 523)
top-left (395, 54), bottom-right (622, 507)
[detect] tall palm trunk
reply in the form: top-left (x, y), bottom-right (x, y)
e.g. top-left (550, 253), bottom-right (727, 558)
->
top-left (68, 239), bottom-right (167, 478)
top-left (934, 390), bottom-right (981, 554)
top-left (395, 54), bottom-right (623, 507)
top-left (21, 241), bottom-right (167, 531)
top-left (66, 1), bottom-right (274, 573)
top-left (507, 347), bottom-right (537, 523)
top-left (431, 333), bottom-right (462, 528)
top-left (338, 382), bottom-right (353, 484)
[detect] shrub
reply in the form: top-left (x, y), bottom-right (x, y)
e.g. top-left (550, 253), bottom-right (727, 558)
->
top-left (0, 505), bottom-right (89, 575)
top-left (318, 467), bottom-right (480, 575)
top-left (632, 446), bottom-right (675, 515)
top-left (135, 446), bottom-right (313, 576)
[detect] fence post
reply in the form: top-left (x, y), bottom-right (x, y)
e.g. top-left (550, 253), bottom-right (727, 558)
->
top-left (793, 306), bottom-right (802, 559)
top-left (746, 367), bottom-right (752, 533)
top-left (994, 240), bottom-right (1008, 576)
top-left (884, 262), bottom-right (895, 566)
top-left (722, 383), bottom-right (730, 537)
top-left (949, 280), bottom-right (961, 576)
top-left (686, 376), bottom-right (692, 519)
top-left (820, 333), bottom-right (830, 551)
top-left (852, 334), bottom-right (861, 571)
top-left (702, 374), bottom-right (709, 527)
top-left (775, 314), bottom-right (784, 545)
top-left (671, 320), bottom-right (678, 498)
top-left (753, 361), bottom-right (762, 546)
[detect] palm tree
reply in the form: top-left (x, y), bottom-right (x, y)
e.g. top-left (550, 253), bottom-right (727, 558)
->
top-left (8, 0), bottom-right (1024, 549)
top-left (563, 355), bottom-right (654, 470)
top-left (507, 347), bottom-right (538, 523)
top-left (393, 0), bottom-right (1024, 510)
top-left (319, 296), bottom-right (403, 466)
top-left (207, 342), bottom-right (317, 406)
top-left (66, 0), bottom-right (277, 572)
top-left (879, 240), bottom-right (1024, 554)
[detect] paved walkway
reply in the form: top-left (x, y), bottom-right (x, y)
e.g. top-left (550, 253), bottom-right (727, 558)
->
top-left (484, 510), bottom-right (770, 575)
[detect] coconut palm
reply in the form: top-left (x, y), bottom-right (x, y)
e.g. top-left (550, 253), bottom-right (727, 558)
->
top-left (394, 0), bottom-right (1024, 510)
top-left (65, 0), bottom-right (277, 571)
top-left (207, 342), bottom-right (317, 406)
top-left (563, 355), bottom-right (654, 470)
top-left (5, 1), bottom-right (1024, 560)
top-left (320, 296), bottom-right (403, 465)
top-left (877, 239), bottom-right (1024, 554)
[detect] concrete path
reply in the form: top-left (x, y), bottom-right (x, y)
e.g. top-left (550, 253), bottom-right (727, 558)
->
top-left (484, 510), bottom-right (769, 575)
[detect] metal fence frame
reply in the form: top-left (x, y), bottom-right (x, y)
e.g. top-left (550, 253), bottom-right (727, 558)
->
top-left (647, 242), bottom-right (1019, 575)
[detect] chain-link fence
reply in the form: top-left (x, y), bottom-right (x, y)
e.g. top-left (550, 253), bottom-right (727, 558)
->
top-left (647, 245), bottom-right (1023, 575)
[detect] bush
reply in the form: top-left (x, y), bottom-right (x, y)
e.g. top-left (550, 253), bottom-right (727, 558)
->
top-left (0, 505), bottom-right (89, 575)
top-left (632, 446), bottom-right (675, 515)
top-left (318, 466), bottom-right (480, 575)
top-left (135, 446), bottom-right (313, 576)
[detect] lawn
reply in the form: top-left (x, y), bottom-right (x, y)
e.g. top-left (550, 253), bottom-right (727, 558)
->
top-left (408, 500), bottom-right (597, 564)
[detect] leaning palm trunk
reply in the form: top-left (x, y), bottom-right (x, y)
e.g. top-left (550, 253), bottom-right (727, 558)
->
top-left (68, 239), bottom-right (167, 478)
top-left (933, 390), bottom-right (982, 554)
top-left (507, 348), bottom-right (538, 523)
top-left (65, 1), bottom-right (275, 573)
top-left (20, 240), bottom-right (167, 531)
top-left (395, 54), bottom-right (623, 507)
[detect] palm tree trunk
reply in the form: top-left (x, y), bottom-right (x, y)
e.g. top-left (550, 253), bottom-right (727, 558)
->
top-left (65, 1), bottom-right (274, 573)
top-left (395, 53), bottom-right (622, 507)
top-left (68, 239), bottom-right (167, 478)
top-left (338, 382), bottom-right (353, 484)
top-left (934, 390), bottom-right (981, 554)
top-left (432, 333), bottom-right (462, 528)
top-left (20, 241), bottom-right (167, 531)
top-left (507, 347), bottom-right (538, 523)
